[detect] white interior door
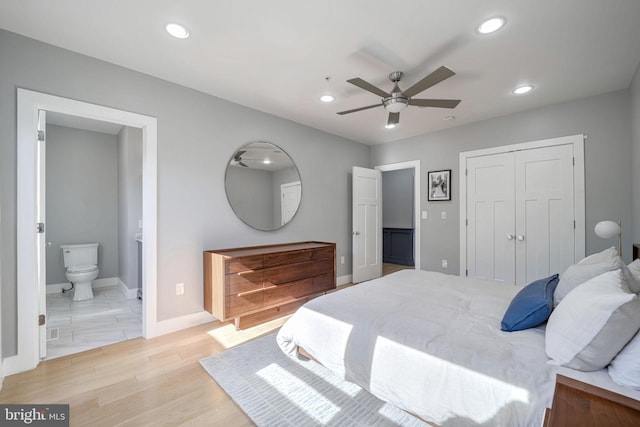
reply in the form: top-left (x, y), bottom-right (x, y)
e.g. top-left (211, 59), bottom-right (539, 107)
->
top-left (352, 166), bottom-right (382, 283)
top-left (281, 181), bottom-right (301, 225)
top-left (515, 144), bottom-right (574, 285)
top-left (37, 109), bottom-right (47, 359)
top-left (466, 153), bottom-right (515, 283)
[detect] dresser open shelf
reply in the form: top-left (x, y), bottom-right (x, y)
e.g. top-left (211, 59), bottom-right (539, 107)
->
top-left (204, 241), bottom-right (336, 329)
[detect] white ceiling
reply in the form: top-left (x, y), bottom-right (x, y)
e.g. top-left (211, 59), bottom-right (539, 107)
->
top-left (1, 0), bottom-right (640, 145)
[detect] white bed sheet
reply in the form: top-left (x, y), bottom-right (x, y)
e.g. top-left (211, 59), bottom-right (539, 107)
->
top-left (277, 269), bottom-right (640, 426)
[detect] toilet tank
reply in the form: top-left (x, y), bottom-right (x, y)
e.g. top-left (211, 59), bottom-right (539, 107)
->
top-left (61, 243), bottom-right (99, 268)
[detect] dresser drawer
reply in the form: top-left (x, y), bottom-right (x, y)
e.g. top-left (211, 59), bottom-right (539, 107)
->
top-left (264, 261), bottom-right (317, 286)
top-left (225, 255), bottom-right (264, 274)
top-left (312, 272), bottom-right (335, 293)
top-left (311, 247), bottom-right (334, 260)
top-left (226, 292), bottom-right (263, 317)
top-left (263, 250), bottom-right (313, 268)
top-left (263, 278), bottom-right (314, 306)
top-left (225, 270), bottom-right (263, 294)
top-left (311, 258), bottom-right (333, 275)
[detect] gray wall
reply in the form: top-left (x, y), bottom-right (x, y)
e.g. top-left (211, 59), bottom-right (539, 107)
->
top-left (118, 126), bottom-right (142, 290)
top-left (0, 29), bottom-right (370, 356)
top-left (631, 62), bottom-right (640, 246)
top-left (372, 89), bottom-right (633, 273)
top-left (382, 169), bottom-right (414, 229)
top-left (45, 125), bottom-right (119, 285)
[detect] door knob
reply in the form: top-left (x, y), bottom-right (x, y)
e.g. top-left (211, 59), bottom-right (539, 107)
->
top-left (46, 242), bottom-right (52, 247)
top-left (517, 235), bottom-right (525, 241)
top-left (506, 233), bottom-right (514, 240)
top-left (352, 231), bottom-right (360, 236)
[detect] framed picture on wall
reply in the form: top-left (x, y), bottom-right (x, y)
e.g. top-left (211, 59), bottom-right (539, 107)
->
top-left (428, 169), bottom-right (451, 201)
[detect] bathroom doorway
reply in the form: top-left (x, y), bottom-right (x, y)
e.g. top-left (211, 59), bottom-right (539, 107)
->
top-left (44, 115), bottom-right (142, 359)
top-left (14, 89), bottom-right (158, 373)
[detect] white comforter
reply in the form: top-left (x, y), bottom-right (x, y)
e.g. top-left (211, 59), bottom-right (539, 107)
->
top-left (277, 270), bottom-right (559, 426)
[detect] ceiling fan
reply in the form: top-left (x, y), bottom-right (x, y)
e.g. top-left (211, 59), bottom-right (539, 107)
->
top-left (337, 66), bottom-right (461, 127)
top-left (233, 150), bottom-right (248, 167)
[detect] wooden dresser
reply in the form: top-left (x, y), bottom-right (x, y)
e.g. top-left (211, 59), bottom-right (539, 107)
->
top-left (204, 241), bottom-right (336, 329)
top-left (544, 374), bottom-right (640, 426)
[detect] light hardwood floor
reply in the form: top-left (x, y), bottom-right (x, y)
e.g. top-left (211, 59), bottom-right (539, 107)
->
top-left (0, 263), bottom-right (413, 426)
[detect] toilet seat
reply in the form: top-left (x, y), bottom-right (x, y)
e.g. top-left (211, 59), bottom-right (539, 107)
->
top-left (67, 264), bottom-right (98, 273)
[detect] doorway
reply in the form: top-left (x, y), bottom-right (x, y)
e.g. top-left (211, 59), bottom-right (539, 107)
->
top-left (376, 161), bottom-right (421, 272)
top-left (12, 89), bottom-right (158, 374)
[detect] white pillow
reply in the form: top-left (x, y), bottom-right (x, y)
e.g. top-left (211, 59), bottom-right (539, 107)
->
top-left (578, 246), bottom-right (618, 265)
top-left (628, 259), bottom-right (640, 283)
top-left (624, 260), bottom-right (640, 294)
top-left (545, 269), bottom-right (640, 371)
top-left (609, 331), bottom-right (640, 390)
top-left (554, 257), bottom-right (626, 306)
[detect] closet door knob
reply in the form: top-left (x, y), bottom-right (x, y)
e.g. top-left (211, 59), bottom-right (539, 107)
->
top-left (517, 235), bottom-right (525, 241)
top-left (352, 231), bottom-right (360, 236)
top-left (506, 234), bottom-right (514, 240)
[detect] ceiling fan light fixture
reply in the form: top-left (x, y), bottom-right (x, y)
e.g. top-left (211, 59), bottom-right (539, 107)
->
top-left (383, 97), bottom-right (409, 113)
top-left (320, 94), bottom-right (335, 103)
top-left (513, 84), bottom-right (534, 95)
top-left (166, 23), bottom-right (190, 39)
top-left (477, 17), bottom-right (506, 34)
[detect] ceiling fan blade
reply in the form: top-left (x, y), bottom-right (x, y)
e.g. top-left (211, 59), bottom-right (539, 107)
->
top-left (239, 161), bottom-right (248, 167)
top-left (337, 104), bottom-right (382, 115)
top-left (387, 112), bottom-right (400, 126)
top-left (403, 66), bottom-right (456, 98)
top-left (409, 99), bottom-right (461, 109)
top-left (347, 78), bottom-right (390, 98)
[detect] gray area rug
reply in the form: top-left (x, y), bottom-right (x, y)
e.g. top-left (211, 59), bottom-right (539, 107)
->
top-left (200, 333), bottom-right (427, 426)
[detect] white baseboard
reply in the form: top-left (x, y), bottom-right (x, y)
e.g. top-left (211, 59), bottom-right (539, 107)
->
top-left (118, 278), bottom-right (138, 300)
top-left (337, 274), bottom-right (352, 287)
top-left (147, 310), bottom-right (216, 338)
top-left (46, 277), bottom-right (119, 294)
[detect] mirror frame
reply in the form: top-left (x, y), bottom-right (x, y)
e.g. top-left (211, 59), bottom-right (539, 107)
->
top-left (224, 141), bottom-right (302, 231)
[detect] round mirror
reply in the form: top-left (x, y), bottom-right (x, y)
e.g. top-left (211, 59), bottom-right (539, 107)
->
top-left (225, 141), bottom-right (302, 231)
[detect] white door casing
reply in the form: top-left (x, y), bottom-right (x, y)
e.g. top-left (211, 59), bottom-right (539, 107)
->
top-left (460, 134), bottom-right (585, 285)
top-left (9, 88), bottom-right (158, 376)
top-left (352, 166), bottom-right (382, 283)
top-left (37, 110), bottom-right (47, 359)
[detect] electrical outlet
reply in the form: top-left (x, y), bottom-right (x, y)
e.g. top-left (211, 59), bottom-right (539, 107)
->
top-left (340, 256), bottom-right (345, 265)
top-left (176, 282), bottom-right (184, 295)
top-left (441, 259), bottom-right (448, 268)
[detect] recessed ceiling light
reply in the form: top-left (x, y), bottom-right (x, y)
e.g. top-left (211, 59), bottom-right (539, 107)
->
top-left (477, 17), bottom-right (506, 34)
top-left (513, 85), bottom-right (534, 95)
top-left (320, 95), bottom-right (335, 103)
top-left (166, 23), bottom-right (190, 39)
top-left (385, 123), bottom-right (396, 129)
top-left (263, 158), bottom-right (271, 164)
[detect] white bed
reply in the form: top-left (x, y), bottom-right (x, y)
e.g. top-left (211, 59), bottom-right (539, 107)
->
top-left (277, 269), bottom-right (640, 427)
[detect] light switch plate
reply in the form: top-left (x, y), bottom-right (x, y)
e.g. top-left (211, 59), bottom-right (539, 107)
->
top-left (421, 211), bottom-right (428, 220)
top-left (441, 211), bottom-right (447, 220)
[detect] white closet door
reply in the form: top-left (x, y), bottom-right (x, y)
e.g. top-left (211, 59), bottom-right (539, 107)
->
top-left (466, 153), bottom-right (515, 283)
top-left (515, 144), bottom-right (574, 285)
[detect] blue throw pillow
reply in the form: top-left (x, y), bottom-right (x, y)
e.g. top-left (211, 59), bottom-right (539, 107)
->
top-left (501, 274), bottom-right (559, 332)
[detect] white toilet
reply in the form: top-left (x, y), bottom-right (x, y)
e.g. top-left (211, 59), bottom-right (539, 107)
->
top-left (61, 243), bottom-right (99, 301)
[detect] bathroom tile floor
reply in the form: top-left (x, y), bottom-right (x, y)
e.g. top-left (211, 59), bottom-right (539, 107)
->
top-left (45, 285), bottom-right (142, 360)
